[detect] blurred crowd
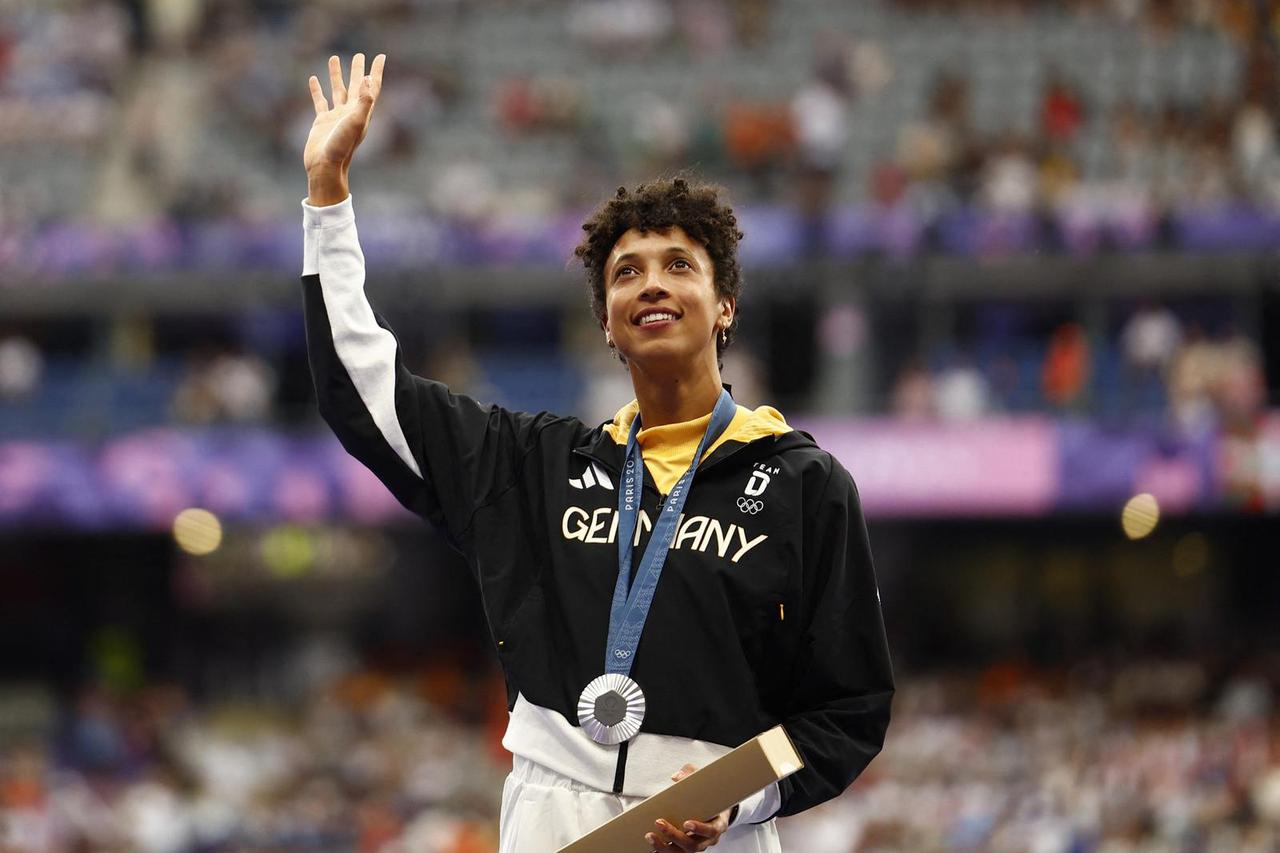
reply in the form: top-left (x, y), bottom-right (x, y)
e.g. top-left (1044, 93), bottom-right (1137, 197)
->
top-left (0, 333), bottom-right (284, 438)
top-left (0, 0), bottom-right (131, 146)
top-left (0, 289), bottom-right (1271, 436)
top-left (1, 657), bottom-right (1277, 852)
top-left (898, 68), bottom-right (1280, 245)
top-left (782, 658), bottom-right (1280, 853)
top-left (0, 0), bottom-right (133, 233)
top-left (0, 669), bottom-right (509, 853)
top-left (4, 0), bottom-right (1280, 237)
top-left (884, 62), bottom-right (1280, 225)
top-left (889, 304), bottom-right (1268, 431)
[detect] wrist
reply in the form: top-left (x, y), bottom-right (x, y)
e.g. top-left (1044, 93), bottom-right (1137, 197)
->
top-left (307, 168), bottom-right (350, 207)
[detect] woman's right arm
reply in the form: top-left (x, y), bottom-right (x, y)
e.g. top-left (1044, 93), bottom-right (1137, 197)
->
top-left (302, 55), bottom-right (552, 545)
top-left (302, 196), bottom-right (434, 517)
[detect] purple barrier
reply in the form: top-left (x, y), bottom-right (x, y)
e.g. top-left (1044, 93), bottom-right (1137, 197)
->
top-left (0, 428), bottom-right (413, 531)
top-left (1054, 418), bottom-right (1216, 514)
top-left (798, 415), bottom-right (1218, 518)
top-left (1175, 206), bottom-right (1280, 251)
top-left (8, 203), bottom-right (1280, 280)
top-left (0, 417), bottom-right (1259, 530)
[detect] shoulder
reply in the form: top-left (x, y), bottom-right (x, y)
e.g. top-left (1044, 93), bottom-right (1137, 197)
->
top-left (770, 428), bottom-right (846, 476)
top-left (722, 399), bottom-right (846, 481)
top-left (767, 430), bottom-right (861, 515)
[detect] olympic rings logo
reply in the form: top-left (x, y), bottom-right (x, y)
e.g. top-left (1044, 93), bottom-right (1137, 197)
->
top-left (737, 497), bottom-right (764, 514)
top-left (613, 649), bottom-right (631, 659)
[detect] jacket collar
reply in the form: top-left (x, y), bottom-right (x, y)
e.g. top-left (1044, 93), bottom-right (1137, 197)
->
top-left (575, 395), bottom-right (812, 477)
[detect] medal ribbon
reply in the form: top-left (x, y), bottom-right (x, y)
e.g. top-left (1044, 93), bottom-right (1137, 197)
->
top-left (605, 389), bottom-right (736, 676)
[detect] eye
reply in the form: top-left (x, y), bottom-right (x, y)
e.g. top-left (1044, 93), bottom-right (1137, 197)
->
top-left (613, 265), bottom-right (637, 281)
top-left (670, 258), bottom-right (692, 270)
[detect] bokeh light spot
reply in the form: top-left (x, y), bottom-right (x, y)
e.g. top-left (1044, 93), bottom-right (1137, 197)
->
top-left (1121, 493), bottom-right (1160, 540)
top-left (260, 526), bottom-right (315, 578)
top-left (173, 507), bottom-right (223, 555)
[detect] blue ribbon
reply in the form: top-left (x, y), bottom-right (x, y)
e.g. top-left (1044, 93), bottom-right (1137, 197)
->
top-left (606, 389), bottom-right (737, 676)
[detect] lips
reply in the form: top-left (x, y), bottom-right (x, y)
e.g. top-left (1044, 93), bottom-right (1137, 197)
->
top-left (633, 308), bottom-right (681, 326)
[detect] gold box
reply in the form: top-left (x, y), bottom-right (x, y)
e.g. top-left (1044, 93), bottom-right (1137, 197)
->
top-left (557, 725), bottom-right (803, 853)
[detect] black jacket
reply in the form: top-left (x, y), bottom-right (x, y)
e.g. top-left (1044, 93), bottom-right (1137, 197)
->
top-left (301, 198), bottom-right (893, 818)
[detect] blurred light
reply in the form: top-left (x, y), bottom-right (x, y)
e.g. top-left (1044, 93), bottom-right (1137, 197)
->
top-left (260, 526), bottom-right (315, 578)
top-left (1173, 532), bottom-right (1209, 577)
top-left (173, 507), bottom-right (222, 555)
top-left (90, 625), bottom-right (144, 691)
top-left (1121, 493), bottom-right (1160, 540)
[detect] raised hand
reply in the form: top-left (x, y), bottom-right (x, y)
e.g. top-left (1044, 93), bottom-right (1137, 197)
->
top-left (304, 53), bottom-right (385, 205)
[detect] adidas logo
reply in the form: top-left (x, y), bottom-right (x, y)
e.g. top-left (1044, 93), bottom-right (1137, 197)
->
top-left (570, 461), bottom-right (614, 491)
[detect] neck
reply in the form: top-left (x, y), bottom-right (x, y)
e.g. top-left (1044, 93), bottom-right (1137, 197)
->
top-left (628, 355), bottom-right (724, 429)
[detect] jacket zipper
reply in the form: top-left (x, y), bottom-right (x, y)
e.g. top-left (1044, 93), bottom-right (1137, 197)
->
top-left (571, 436), bottom-right (776, 795)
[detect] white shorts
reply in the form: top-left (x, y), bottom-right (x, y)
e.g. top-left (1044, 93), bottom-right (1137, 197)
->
top-left (499, 755), bottom-right (783, 853)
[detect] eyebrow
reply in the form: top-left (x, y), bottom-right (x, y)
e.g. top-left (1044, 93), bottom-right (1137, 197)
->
top-left (610, 247), bottom-right (696, 272)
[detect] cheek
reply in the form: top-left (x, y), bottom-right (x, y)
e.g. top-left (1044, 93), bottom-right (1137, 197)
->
top-left (696, 290), bottom-right (724, 325)
top-left (606, 301), bottom-right (625, 332)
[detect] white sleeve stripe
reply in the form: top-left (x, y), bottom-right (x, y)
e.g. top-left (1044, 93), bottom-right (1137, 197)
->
top-left (303, 197), bottom-right (424, 479)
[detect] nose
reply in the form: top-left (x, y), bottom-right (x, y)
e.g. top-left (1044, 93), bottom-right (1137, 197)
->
top-left (639, 270), bottom-right (669, 300)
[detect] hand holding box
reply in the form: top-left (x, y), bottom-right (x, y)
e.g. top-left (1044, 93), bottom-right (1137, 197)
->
top-left (557, 725), bottom-right (803, 853)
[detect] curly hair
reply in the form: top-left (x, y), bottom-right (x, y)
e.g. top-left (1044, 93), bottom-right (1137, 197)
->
top-left (573, 176), bottom-right (744, 365)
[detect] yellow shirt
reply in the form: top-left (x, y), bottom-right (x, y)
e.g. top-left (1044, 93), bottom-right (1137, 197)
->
top-left (604, 400), bottom-right (793, 494)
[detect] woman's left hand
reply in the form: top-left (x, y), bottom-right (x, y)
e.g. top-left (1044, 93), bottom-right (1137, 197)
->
top-left (644, 764), bottom-right (732, 852)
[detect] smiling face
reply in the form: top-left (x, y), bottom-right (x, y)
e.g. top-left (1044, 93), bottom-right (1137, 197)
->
top-left (602, 226), bottom-right (734, 374)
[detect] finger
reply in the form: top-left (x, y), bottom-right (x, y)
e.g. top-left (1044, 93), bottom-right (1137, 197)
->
top-left (652, 820), bottom-right (699, 853)
top-left (682, 820), bottom-right (717, 840)
top-left (308, 75), bottom-right (328, 115)
top-left (370, 53), bottom-right (386, 98)
top-left (646, 831), bottom-right (676, 852)
top-left (357, 74), bottom-right (375, 107)
top-left (670, 762), bottom-right (698, 782)
top-left (328, 55), bottom-right (346, 106)
top-left (351, 76), bottom-right (376, 130)
top-left (348, 53), bottom-right (366, 104)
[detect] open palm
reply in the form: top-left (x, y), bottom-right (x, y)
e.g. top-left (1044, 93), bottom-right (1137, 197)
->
top-left (304, 53), bottom-right (385, 176)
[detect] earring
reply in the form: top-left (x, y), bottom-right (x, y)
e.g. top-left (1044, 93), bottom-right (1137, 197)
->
top-left (606, 333), bottom-right (614, 347)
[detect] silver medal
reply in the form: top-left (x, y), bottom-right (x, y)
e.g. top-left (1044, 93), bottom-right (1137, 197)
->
top-left (577, 672), bottom-right (646, 744)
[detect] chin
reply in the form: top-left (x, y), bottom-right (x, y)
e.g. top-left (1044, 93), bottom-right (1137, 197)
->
top-left (623, 341), bottom-right (707, 373)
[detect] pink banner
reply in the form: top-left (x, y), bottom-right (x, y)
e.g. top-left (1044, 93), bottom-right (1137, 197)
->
top-left (794, 417), bottom-right (1059, 517)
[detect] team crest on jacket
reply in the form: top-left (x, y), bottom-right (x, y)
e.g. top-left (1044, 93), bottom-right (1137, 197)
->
top-left (738, 462), bottom-right (777, 514)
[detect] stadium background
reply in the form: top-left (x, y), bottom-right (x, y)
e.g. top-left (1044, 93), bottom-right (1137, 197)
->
top-left (3, 0), bottom-right (1280, 850)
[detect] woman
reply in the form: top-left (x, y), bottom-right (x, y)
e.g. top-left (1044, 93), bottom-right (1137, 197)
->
top-left (302, 54), bottom-right (892, 852)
